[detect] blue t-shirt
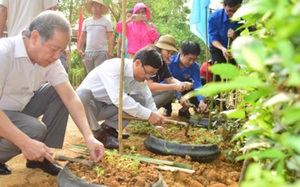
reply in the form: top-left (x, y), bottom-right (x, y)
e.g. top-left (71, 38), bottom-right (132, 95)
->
top-left (168, 54), bottom-right (203, 101)
top-left (208, 8), bottom-right (243, 48)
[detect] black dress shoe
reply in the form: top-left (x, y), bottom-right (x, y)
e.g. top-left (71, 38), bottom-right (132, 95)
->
top-left (0, 163), bottom-right (11, 175)
top-left (178, 107), bottom-right (191, 119)
top-left (96, 129), bottom-right (119, 149)
top-left (101, 124), bottom-right (130, 139)
top-left (26, 159), bottom-right (62, 176)
top-left (163, 108), bottom-right (172, 116)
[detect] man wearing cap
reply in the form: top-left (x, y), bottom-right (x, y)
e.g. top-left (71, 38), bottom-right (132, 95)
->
top-left (77, 0), bottom-right (114, 74)
top-left (148, 35), bottom-right (192, 117)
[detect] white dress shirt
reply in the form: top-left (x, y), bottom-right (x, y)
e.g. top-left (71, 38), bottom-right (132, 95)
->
top-left (0, 35), bottom-right (68, 111)
top-left (78, 58), bottom-right (157, 120)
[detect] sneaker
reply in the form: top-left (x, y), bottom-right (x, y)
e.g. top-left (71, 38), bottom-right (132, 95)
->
top-left (0, 163), bottom-right (11, 175)
top-left (163, 108), bottom-right (172, 116)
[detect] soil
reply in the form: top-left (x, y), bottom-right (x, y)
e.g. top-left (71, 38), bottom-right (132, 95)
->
top-left (0, 103), bottom-right (242, 187)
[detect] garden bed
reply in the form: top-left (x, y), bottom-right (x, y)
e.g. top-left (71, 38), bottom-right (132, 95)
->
top-left (1, 104), bottom-right (242, 187)
top-left (62, 111), bottom-right (242, 187)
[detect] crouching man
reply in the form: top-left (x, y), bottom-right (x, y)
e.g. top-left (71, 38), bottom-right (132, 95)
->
top-left (0, 11), bottom-right (105, 176)
top-left (76, 46), bottom-right (165, 149)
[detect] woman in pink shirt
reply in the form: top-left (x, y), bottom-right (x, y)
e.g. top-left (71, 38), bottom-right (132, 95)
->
top-left (115, 3), bottom-right (159, 59)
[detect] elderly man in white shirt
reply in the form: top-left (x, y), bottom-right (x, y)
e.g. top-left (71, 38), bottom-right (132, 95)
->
top-left (0, 11), bottom-right (105, 176)
top-left (76, 46), bottom-right (165, 149)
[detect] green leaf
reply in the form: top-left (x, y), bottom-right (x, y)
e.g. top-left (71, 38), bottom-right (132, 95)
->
top-left (243, 89), bottom-right (274, 103)
top-left (244, 163), bottom-right (262, 180)
top-left (280, 133), bottom-right (300, 153)
top-left (286, 155), bottom-right (300, 171)
top-left (263, 92), bottom-right (294, 107)
top-left (232, 126), bottom-right (265, 141)
top-left (287, 72), bottom-right (300, 86)
top-left (231, 36), bottom-right (266, 73)
top-left (221, 109), bottom-right (246, 119)
top-left (210, 64), bottom-right (240, 79)
top-left (192, 75), bottom-right (264, 97)
top-left (232, 0), bottom-right (274, 19)
top-left (237, 149), bottom-right (287, 161)
top-left (282, 106), bottom-right (300, 125)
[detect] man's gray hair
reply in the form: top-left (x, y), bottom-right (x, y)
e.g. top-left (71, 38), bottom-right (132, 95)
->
top-left (25, 10), bottom-right (71, 43)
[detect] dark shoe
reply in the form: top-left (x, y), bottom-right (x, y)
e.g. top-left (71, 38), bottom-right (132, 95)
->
top-left (163, 108), bottom-right (172, 117)
top-left (0, 163), bottom-right (11, 175)
top-left (101, 124), bottom-right (130, 139)
top-left (26, 159), bottom-right (62, 176)
top-left (178, 107), bottom-right (191, 119)
top-left (96, 129), bottom-right (119, 149)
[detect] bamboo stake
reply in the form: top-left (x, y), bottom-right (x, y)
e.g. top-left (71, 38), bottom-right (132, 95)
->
top-left (155, 165), bottom-right (195, 174)
top-left (109, 151), bottom-right (193, 170)
top-left (205, 4), bottom-right (210, 84)
top-left (118, 0), bottom-right (127, 156)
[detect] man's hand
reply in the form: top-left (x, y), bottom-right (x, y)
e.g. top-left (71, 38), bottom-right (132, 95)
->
top-left (179, 97), bottom-right (189, 108)
top-left (148, 112), bottom-right (164, 126)
top-left (199, 100), bottom-right (209, 114)
top-left (227, 28), bottom-right (237, 39)
top-left (77, 49), bottom-right (85, 57)
top-left (21, 139), bottom-right (55, 163)
top-left (221, 47), bottom-right (231, 59)
top-left (85, 135), bottom-right (105, 163)
top-left (183, 82), bottom-right (193, 91)
top-left (174, 83), bottom-right (185, 92)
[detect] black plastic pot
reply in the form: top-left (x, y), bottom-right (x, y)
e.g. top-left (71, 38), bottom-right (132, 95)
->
top-left (144, 135), bottom-right (221, 163)
top-left (57, 162), bottom-right (167, 187)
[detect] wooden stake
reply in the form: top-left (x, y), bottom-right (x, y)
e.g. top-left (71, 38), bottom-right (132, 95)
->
top-left (118, 0), bottom-right (127, 156)
top-left (155, 165), bottom-right (195, 174)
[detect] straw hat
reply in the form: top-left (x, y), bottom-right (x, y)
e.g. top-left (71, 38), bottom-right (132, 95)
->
top-left (85, 0), bottom-right (109, 15)
top-left (155, 35), bottom-right (178, 54)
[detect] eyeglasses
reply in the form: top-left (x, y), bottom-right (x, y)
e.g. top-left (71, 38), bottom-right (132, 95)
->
top-left (141, 61), bottom-right (156, 78)
top-left (142, 65), bottom-right (156, 78)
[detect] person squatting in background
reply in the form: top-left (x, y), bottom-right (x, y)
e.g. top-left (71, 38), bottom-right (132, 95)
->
top-left (147, 34), bottom-right (194, 117)
top-left (167, 41), bottom-right (209, 119)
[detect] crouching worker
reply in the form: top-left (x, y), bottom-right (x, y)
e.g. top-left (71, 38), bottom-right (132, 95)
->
top-left (76, 46), bottom-right (165, 149)
top-left (0, 11), bottom-right (105, 176)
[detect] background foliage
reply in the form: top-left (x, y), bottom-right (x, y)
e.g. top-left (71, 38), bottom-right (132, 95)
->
top-left (58, 0), bottom-right (208, 86)
top-left (191, 0), bottom-right (300, 186)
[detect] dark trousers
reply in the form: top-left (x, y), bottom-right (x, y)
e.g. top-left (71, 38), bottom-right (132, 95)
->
top-left (0, 83), bottom-right (69, 162)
